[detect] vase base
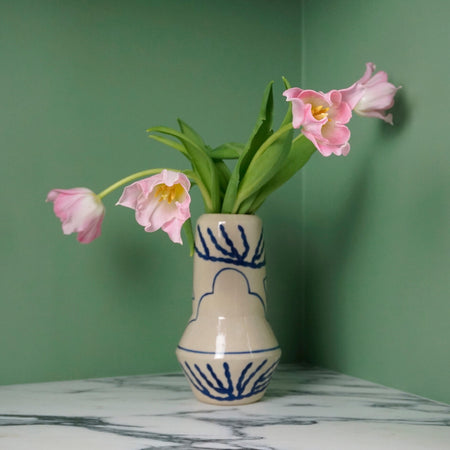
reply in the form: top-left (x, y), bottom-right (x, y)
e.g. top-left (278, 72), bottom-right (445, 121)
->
top-left (176, 347), bottom-right (281, 405)
top-left (191, 390), bottom-right (266, 406)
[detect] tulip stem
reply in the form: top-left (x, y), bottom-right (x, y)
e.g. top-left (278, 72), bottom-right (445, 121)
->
top-left (97, 169), bottom-right (164, 199)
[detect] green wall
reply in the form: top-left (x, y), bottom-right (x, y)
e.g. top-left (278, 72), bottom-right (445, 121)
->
top-left (1, 0), bottom-right (448, 404)
top-left (303, 0), bottom-right (450, 403)
top-left (0, 0), bottom-right (305, 384)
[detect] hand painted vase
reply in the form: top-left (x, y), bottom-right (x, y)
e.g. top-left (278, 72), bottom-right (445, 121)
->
top-left (176, 214), bottom-right (281, 405)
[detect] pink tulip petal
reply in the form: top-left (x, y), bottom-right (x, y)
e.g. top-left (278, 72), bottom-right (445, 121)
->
top-left (77, 215), bottom-right (104, 243)
top-left (140, 197), bottom-right (176, 232)
top-left (364, 69), bottom-right (388, 86)
top-left (329, 99), bottom-right (353, 124)
top-left (340, 62), bottom-right (376, 108)
top-left (359, 62), bottom-right (376, 84)
top-left (116, 183), bottom-right (143, 209)
top-left (290, 98), bottom-right (307, 128)
top-left (161, 218), bottom-right (184, 244)
top-left (116, 170), bottom-right (191, 245)
top-left (285, 86), bottom-right (352, 156)
top-left (322, 121), bottom-right (351, 145)
top-left (340, 62), bottom-right (399, 123)
top-left (47, 188), bottom-right (105, 243)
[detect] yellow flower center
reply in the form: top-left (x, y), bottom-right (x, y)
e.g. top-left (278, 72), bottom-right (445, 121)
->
top-left (311, 104), bottom-right (330, 121)
top-left (154, 183), bottom-right (184, 204)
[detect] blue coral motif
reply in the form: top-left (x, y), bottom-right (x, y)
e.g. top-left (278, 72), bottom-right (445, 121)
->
top-left (195, 224), bottom-right (265, 268)
top-left (181, 358), bottom-right (280, 401)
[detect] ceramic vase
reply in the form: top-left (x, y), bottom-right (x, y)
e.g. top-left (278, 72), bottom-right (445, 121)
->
top-left (176, 214), bottom-right (281, 405)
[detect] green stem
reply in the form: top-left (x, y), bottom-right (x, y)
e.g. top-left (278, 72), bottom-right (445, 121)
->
top-left (183, 170), bottom-right (214, 212)
top-left (181, 170), bottom-right (213, 212)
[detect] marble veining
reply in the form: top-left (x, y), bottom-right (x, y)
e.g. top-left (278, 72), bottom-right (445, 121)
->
top-left (0, 365), bottom-right (449, 449)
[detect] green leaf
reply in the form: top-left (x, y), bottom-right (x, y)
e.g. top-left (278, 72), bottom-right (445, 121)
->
top-left (247, 134), bottom-right (316, 213)
top-left (182, 218), bottom-right (195, 256)
top-left (148, 134), bottom-right (188, 156)
top-left (209, 142), bottom-right (244, 160)
top-left (147, 126), bottom-right (204, 160)
top-left (233, 123), bottom-right (294, 213)
top-left (221, 81), bottom-right (275, 213)
top-left (176, 120), bottom-right (220, 211)
top-left (236, 192), bottom-right (258, 215)
top-left (239, 81), bottom-right (274, 178)
top-left (220, 162), bottom-right (241, 213)
top-left (282, 76), bottom-right (291, 90)
top-left (177, 119), bottom-right (207, 148)
top-left (214, 160), bottom-right (231, 194)
top-left (147, 126), bottom-right (210, 182)
top-left (280, 76), bottom-right (293, 128)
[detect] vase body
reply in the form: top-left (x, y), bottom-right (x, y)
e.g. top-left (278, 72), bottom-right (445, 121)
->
top-left (176, 214), bottom-right (281, 405)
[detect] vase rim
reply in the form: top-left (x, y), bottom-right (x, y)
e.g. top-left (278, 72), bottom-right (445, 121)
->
top-left (198, 213), bottom-right (259, 218)
top-left (197, 213), bottom-right (262, 224)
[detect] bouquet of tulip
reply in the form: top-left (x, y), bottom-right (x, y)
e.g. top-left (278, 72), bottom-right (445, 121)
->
top-left (47, 63), bottom-right (399, 252)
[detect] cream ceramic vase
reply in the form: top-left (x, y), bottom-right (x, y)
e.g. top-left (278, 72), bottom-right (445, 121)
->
top-left (176, 214), bottom-right (281, 405)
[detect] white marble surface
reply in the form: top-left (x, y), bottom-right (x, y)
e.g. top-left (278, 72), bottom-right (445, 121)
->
top-left (0, 365), bottom-right (449, 449)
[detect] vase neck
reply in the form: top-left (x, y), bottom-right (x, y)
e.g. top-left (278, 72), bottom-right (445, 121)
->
top-left (192, 214), bottom-right (267, 316)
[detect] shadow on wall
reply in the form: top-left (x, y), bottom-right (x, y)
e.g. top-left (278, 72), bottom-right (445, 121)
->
top-left (264, 199), bottom-right (305, 362)
top-left (305, 91), bottom-right (408, 362)
top-left (380, 87), bottom-right (410, 138)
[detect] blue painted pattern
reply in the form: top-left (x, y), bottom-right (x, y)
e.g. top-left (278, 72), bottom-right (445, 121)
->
top-left (181, 359), bottom-right (280, 402)
top-left (177, 345), bottom-right (281, 355)
top-left (195, 224), bottom-right (265, 268)
top-left (189, 267), bottom-right (265, 324)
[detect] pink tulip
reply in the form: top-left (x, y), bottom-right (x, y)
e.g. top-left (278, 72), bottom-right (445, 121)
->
top-left (46, 188), bottom-right (105, 243)
top-left (116, 170), bottom-right (191, 244)
top-left (340, 62), bottom-right (400, 124)
top-left (283, 88), bottom-right (353, 156)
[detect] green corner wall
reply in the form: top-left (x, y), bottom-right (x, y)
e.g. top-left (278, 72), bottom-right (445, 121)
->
top-left (303, 0), bottom-right (450, 403)
top-left (1, 0), bottom-right (448, 403)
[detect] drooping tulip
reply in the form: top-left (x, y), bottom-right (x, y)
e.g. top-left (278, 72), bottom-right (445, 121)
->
top-left (116, 169), bottom-right (191, 244)
top-left (46, 188), bottom-right (105, 243)
top-left (340, 62), bottom-right (400, 124)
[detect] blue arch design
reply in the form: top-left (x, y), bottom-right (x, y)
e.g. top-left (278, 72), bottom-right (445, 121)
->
top-left (189, 267), bottom-right (265, 325)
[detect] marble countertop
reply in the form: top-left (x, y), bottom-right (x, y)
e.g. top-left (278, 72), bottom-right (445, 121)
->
top-left (0, 365), bottom-right (448, 449)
